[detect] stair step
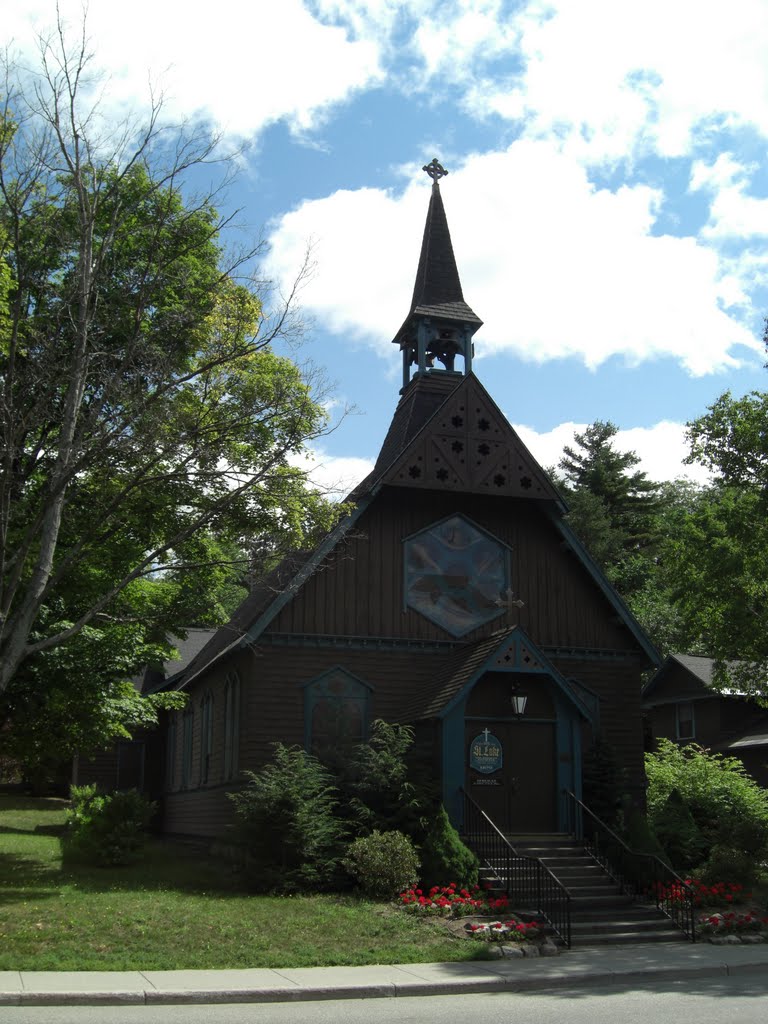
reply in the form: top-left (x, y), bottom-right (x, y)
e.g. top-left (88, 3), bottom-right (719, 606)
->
top-left (466, 831), bottom-right (688, 947)
top-left (575, 930), bottom-right (686, 946)
top-left (571, 917), bottom-right (679, 935)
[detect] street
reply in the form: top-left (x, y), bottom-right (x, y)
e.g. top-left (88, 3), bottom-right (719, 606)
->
top-left (3, 973), bottom-right (768, 1024)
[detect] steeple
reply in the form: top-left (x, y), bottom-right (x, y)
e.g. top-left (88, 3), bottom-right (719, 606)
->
top-left (393, 159), bottom-right (483, 391)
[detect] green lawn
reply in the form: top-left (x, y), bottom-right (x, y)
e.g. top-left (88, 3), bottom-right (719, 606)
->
top-left (0, 795), bottom-right (483, 971)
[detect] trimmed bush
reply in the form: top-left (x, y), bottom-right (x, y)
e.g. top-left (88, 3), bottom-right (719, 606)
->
top-left (62, 785), bottom-right (155, 866)
top-left (417, 804), bottom-right (479, 890)
top-left (342, 829), bottom-right (420, 899)
top-left (228, 744), bottom-right (346, 893)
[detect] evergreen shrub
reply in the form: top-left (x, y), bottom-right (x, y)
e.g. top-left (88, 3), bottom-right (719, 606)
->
top-left (417, 804), bottom-right (479, 889)
top-left (652, 788), bottom-right (708, 869)
top-left (62, 784), bottom-right (155, 866)
top-left (228, 744), bottom-right (345, 893)
top-left (342, 829), bottom-right (420, 899)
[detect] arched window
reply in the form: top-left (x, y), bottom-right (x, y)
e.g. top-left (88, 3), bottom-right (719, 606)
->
top-left (181, 706), bottom-right (194, 789)
top-left (200, 690), bottom-right (214, 785)
top-left (223, 671), bottom-right (241, 781)
top-left (303, 668), bottom-right (372, 770)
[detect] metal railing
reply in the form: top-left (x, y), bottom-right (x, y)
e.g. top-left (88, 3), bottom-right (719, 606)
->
top-left (460, 787), bottom-right (571, 947)
top-left (563, 790), bottom-right (696, 941)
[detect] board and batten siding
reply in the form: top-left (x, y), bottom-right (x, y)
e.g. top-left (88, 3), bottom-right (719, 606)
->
top-left (269, 488), bottom-right (634, 652)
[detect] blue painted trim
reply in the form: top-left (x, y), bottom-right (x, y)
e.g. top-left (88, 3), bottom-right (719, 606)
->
top-left (438, 626), bottom-right (597, 727)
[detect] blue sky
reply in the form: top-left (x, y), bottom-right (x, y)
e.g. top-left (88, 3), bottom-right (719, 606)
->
top-left (8, 0), bottom-right (768, 491)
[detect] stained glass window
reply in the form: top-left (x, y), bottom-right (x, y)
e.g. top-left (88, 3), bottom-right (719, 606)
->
top-left (304, 668), bottom-right (371, 770)
top-left (404, 514), bottom-right (509, 637)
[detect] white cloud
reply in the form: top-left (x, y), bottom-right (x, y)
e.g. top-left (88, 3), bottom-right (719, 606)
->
top-left (5, 0), bottom-right (383, 139)
top-left (267, 142), bottom-right (760, 376)
top-left (513, 420), bottom-right (712, 485)
top-left (430, 0), bottom-right (768, 165)
top-left (691, 158), bottom-right (768, 241)
top-left (290, 449), bottom-right (375, 498)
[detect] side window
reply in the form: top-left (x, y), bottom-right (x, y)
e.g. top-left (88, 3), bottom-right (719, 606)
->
top-left (676, 701), bottom-right (695, 741)
top-left (166, 712), bottom-right (178, 790)
top-left (223, 671), bottom-right (241, 781)
top-left (181, 706), bottom-right (194, 789)
top-left (200, 691), bottom-right (214, 785)
top-left (303, 668), bottom-right (371, 770)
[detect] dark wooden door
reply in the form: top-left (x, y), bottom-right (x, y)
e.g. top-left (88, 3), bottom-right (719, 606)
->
top-left (466, 720), bottom-right (556, 833)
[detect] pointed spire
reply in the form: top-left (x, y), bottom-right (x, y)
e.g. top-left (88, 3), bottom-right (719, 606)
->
top-left (393, 159), bottom-right (482, 390)
top-left (409, 178), bottom-right (469, 313)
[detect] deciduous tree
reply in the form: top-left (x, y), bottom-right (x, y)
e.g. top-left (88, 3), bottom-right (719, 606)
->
top-left (0, 23), bottom-right (341, 695)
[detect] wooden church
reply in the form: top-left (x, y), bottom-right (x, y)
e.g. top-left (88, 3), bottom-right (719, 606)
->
top-left (159, 160), bottom-right (660, 841)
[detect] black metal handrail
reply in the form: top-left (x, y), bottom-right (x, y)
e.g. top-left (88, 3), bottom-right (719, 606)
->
top-left (460, 787), bottom-right (571, 947)
top-left (562, 790), bottom-right (696, 941)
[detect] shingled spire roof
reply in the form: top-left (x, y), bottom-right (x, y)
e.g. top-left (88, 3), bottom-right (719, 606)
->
top-left (408, 178), bottom-right (482, 326)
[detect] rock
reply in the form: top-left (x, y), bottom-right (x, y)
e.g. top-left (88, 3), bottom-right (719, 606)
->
top-left (539, 939), bottom-right (559, 957)
top-left (521, 944), bottom-right (540, 957)
top-left (723, 934), bottom-right (741, 944)
top-left (500, 944), bottom-right (524, 958)
top-left (485, 945), bottom-right (505, 959)
top-left (709, 936), bottom-right (728, 944)
top-left (740, 934), bottom-right (764, 944)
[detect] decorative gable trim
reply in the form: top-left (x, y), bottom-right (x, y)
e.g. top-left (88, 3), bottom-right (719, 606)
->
top-left (437, 626), bottom-right (596, 725)
top-left (382, 374), bottom-right (561, 500)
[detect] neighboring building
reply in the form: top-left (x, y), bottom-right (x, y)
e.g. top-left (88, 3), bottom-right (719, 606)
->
top-left (157, 162), bottom-right (660, 842)
top-left (73, 628), bottom-right (216, 795)
top-left (642, 653), bottom-right (768, 788)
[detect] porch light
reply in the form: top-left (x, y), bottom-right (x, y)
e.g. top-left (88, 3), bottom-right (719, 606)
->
top-left (510, 688), bottom-right (527, 717)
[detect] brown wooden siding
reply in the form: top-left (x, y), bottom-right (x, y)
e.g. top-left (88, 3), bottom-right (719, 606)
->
top-left (269, 489), bottom-right (634, 651)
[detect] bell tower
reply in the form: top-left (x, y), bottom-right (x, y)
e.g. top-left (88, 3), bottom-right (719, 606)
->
top-left (393, 159), bottom-right (483, 391)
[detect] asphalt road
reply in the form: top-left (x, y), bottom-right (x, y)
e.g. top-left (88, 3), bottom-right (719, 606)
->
top-left (3, 973), bottom-right (768, 1024)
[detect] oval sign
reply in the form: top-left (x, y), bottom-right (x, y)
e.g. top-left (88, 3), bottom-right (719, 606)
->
top-left (469, 730), bottom-right (503, 774)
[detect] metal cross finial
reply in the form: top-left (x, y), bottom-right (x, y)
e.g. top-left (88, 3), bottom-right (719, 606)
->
top-left (423, 158), bottom-right (448, 184)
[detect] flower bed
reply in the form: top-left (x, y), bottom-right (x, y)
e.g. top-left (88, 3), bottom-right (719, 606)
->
top-left (464, 919), bottom-right (543, 942)
top-left (397, 883), bottom-right (510, 917)
top-left (650, 878), bottom-right (753, 907)
top-left (698, 911), bottom-right (768, 937)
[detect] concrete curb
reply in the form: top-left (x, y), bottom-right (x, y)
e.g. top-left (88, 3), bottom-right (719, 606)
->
top-left (1, 949), bottom-right (767, 1006)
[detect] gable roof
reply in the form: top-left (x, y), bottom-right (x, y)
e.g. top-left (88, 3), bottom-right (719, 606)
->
top-left (642, 654), bottom-right (745, 704)
top-left (401, 625), bottom-right (596, 723)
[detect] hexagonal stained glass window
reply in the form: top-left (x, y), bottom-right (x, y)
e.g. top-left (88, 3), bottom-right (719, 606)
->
top-left (404, 515), bottom-right (510, 637)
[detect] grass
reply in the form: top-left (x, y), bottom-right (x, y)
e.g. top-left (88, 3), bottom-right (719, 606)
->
top-left (0, 795), bottom-right (485, 971)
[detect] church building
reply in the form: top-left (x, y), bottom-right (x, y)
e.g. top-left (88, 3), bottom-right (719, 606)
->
top-left (159, 159), bottom-right (660, 841)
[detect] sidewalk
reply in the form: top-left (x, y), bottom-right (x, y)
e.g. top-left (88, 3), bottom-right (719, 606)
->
top-left (2, 943), bottom-right (768, 1006)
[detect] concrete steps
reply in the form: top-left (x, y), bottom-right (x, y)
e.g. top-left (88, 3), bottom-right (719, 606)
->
top-left (473, 833), bottom-right (687, 947)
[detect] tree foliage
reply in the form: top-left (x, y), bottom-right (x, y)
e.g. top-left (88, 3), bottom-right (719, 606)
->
top-left (0, 25), bottom-right (341, 696)
top-left (557, 421), bottom-right (661, 604)
top-left (645, 740), bottom-right (768, 865)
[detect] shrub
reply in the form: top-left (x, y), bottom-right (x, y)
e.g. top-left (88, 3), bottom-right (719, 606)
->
top-left (342, 829), bottom-right (420, 899)
top-left (582, 738), bottom-right (624, 828)
top-left (652, 788), bottom-right (708, 870)
top-left (228, 744), bottom-right (345, 893)
top-left (645, 741), bottom-right (768, 859)
top-left (417, 804), bottom-right (479, 890)
top-left (341, 720), bottom-right (423, 836)
top-left (694, 844), bottom-right (758, 888)
top-left (62, 785), bottom-right (155, 866)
